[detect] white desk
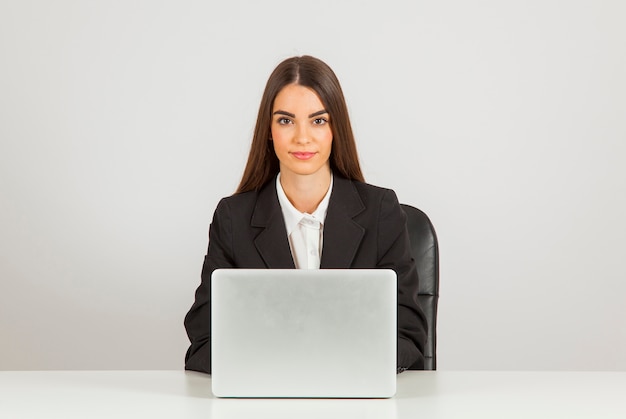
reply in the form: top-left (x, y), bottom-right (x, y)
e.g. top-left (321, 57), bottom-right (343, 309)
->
top-left (0, 370), bottom-right (624, 418)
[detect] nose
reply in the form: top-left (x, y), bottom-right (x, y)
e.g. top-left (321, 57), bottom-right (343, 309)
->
top-left (294, 123), bottom-right (311, 144)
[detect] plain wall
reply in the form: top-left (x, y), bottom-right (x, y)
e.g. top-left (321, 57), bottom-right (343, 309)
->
top-left (1, 0), bottom-right (624, 371)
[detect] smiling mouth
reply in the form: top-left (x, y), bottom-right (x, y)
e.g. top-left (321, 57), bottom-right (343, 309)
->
top-left (291, 152), bottom-right (316, 160)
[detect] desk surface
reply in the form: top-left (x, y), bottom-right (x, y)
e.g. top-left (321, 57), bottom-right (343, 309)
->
top-left (0, 370), bottom-right (624, 418)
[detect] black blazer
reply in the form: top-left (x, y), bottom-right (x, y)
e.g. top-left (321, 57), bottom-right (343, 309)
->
top-left (184, 175), bottom-right (428, 373)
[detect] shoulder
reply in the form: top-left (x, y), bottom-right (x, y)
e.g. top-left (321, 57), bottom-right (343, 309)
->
top-left (348, 180), bottom-right (408, 242)
top-left (353, 180), bottom-right (397, 199)
top-left (213, 179), bottom-right (276, 219)
top-left (218, 189), bottom-right (258, 207)
top-left (330, 176), bottom-right (404, 226)
top-left (213, 190), bottom-right (255, 215)
top-left (336, 176), bottom-right (400, 208)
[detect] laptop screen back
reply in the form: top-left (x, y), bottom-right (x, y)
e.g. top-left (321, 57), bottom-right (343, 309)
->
top-left (211, 268), bottom-right (397, 398)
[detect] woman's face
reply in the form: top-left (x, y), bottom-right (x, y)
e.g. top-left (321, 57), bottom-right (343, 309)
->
top-left (270, 83), bottom-right (333, 180)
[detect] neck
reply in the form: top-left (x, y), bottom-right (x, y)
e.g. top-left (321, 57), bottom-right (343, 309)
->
top-left (279, 168), bottom-right (331, 213)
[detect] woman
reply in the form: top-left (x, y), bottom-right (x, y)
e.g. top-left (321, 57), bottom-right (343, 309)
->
top-left (184, 55), bottom-right (427, 373)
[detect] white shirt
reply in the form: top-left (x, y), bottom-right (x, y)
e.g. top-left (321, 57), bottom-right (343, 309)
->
top-left (276, 173), bottom-right (333, 269)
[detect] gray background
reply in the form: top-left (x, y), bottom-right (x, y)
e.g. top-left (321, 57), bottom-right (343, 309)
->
top-left (1, 0), bottom-right (624, 371)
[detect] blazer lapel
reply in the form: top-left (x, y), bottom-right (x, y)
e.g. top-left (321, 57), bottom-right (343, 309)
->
top-left (320, 176), bottom-right (366, 268)
top-left (251, 180), bottom-right (296, 269)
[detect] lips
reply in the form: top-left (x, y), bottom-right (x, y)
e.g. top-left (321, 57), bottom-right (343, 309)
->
top-left (291, 152), bottom-right (316, 160)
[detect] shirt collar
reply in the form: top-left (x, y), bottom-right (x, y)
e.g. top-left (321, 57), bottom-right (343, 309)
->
top-left (276, 172), bottom-right (333, 236)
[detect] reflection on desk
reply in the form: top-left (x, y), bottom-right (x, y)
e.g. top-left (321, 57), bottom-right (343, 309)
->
top-left (0, 370), bottom-right (624, 418)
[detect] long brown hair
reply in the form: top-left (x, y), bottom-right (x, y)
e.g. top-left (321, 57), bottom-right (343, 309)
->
top-left (236, 55), bottom-right (364, 193)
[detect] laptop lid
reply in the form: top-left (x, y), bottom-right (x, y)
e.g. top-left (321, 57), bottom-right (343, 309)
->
top-left (211, 268), bottom-right (397, 398)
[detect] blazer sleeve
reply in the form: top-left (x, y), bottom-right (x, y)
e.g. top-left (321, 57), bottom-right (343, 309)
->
top-left (377, 189), bottom-right (428, 370)
top-left (183, 198), bottom-right (234, 374)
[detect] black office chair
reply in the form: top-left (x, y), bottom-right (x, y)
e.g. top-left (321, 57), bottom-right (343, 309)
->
top-left (401, 204), bottom-right (440, 371)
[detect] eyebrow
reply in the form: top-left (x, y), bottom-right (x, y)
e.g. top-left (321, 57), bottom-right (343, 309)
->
top-left (273, 109), bottom-right (328, 118)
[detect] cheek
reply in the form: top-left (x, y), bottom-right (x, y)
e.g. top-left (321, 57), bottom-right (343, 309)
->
top-left (322, 129), bottom-right (333, 152)
top-left (271, 136), bottom-right (288, 157)
top-left (271, 124), bottom-right (289, 146)
top-left (270, 122), bottom-right (285, 141)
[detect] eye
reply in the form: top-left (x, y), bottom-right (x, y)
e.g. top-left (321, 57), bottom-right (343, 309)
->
top-left (277, 117), bottom-right (292, 125)
top-left (313, 118), bottom-right (328, 125)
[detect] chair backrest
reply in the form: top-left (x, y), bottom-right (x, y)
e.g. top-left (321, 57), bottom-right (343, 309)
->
top-left (401, 204), bottom-right (440, 371)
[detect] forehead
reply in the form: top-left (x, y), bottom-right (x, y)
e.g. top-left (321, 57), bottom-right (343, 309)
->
top-left (273, 84), bottom-right (325, 111)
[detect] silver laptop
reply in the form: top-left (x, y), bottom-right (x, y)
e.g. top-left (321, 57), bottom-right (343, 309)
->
top-left (211, 268), bottom-right (397, 398)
